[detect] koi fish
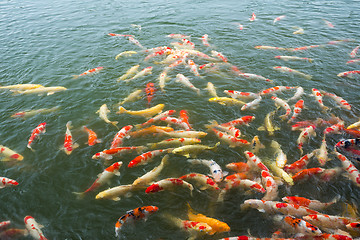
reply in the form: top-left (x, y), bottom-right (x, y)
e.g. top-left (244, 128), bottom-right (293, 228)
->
top-left (166, 34), bottom-right (191, 39)
top-left (323, 122), bottom-right (344, 135)
top-left (271, 96), bottom-right (291, 120)
top-left (211, 50), bottom-right (228, 62)
top-left (290, 45), bottom-right (323, 51)
top-left (117, 104), bottom-right (165, 118)
top-left (145, 178), bottom-right (194, 195)
top-left (118, 89), bottom-right (143, 106)
top-left (127, 66), bottom-right (153, 82)
top-left (181, 38), bottom-right (195, 49)
top-left (62, 121), bottom-right (79, 155)
top-left (97, 104), bottom-right (118, 128)
top-left (273, 15), bottom-right (286, 24)
top-left (238, 73), bottom-right (273, 82)
top-left (175, 73), bottom-right (200, 95)
top-left (0, 228), bottom-right (29, 239)
top-left (128, 148), bottom-right (173, 168)
top-left (115, 206), bottom-right (159, 237)
top-left (187, 203), bottom-right (230, 234)
top-left (303, 214), bottom-right (355, 231)
top-left (132, 155), bottom-right (169, 186)
top-left (179, 109), bottom-right (192, 130)
top-left (261, 170), bottom-right (278, 201)
top-left (149, 137), bottom-right (200, 149)
top-left (282, 196), bottom-right (339, 210)
top-left (108, 33), bottom-right (134, 37)
top-left (187, 59), bottom-right (201, 77)
top-left (130, 126), bottom-right (174, 138)
top-left (249, 12), bottom-right (256, 21)
top-left (350, 46), bottom-right (359, 58)
top-left (259, 86), bottom-right (296, 96)
top-left (115, 50), bottom-right (137, 60)
top-left (95, 184), bottom-right (143, 201)
top-left (27, 122), bottom-right (46, 150)
top-left (0, 177), bottom-right (18, 188)
top-left (0, 145), bottom-right (23, 161)
top-left (209, 97), bottom-right (246, 106)
top-left (0, 220), bottom-right (11, 231)
top-left (158, 71), bottom-right (170, 92)
top-left (275, 55), bottom-right (313, 62)
top-left (335, 151), bottom-right (360, 187)
top-left (81, 126), bottom-right (101, 146)
top-left (320, 90), bottom-right (351, 110)
top-left (110, 125), bottom-right (133, 149)
top-left (254, 45), bottom-right (288, 50)
top-left (218, 179), bottom-right (265, 202)
top-left (201, 34), bottom-right (211, 47)
top-left (117, 65), bottom-right (140, 81)
top-left (73, 67), bottom-right (103, 79)
top-left (292, 168), bottom-right (325, 183)
top-left (0, 84), bottom-right (44, 91)
top-left (24, 216), bottom-right (48, 240)
top-left (346, 222), bottom-right (360, 233)
top-left (92, 146), bottom-right (144, 161)
top-left (287, 86), bottom-right (304, 102)
top-left (283, 151), bottom-right (316, 174)
top-left (251, 135), bottom-right (265, 154)
top-left (225, 162), bottom-right (249, 173)
top-left (160, 116), bottom-right (191, 130)
top-left (267, 161), bottom-right (294, 185)
top-left (180, 173), bottom-right (219, 191)
top-left (293, 26), bottom-right (305, 34)
top-left (288, 99), bottom-right (304, 123)
top-left (144, 49), bottom-right (171, 61)
top-left (273, 66), bottom-right (312, 79)
top-left (160, 130), bottom-right (207, 139)
top-left (297, 125), bottom-right (316, 154)
top-left (323, 19), bottom-right (334, 28)
top-left (271, 140), bottom-right (287, 168)
top-left (137, 110), bottom-right (176, 128)
top-left (11, 106), bottom-right (59, 119)
top-left (206, 120), bottom-right (241, 138)
top-left (310, 88), bottom-right (329, 111)
top-left (211, 128), bottom-right (249, 148)
top-left (335, 138), bottom-right (360, 149)
top-left (273, 215), bottom-right (322, 237)
top-left (225, 90), bottom-right (259, 100)
top-left (187, 159), bottom-right (227, 182)
top-left (12, 86), bottom-right (67, 96)
top-left (172, 142), bottom-right (220, 158)
top-left (347, 59), bottom-right (360, 64)
top-left (275, 202), bottom-right (320, 217)
top-left (244, 151), bottom-right (269, 172)
top-left (315, 136), bottom-right (329, 166)
top-left (73, 161), bottom-right (122, 198)
top-left (337, 70), bottom-right (360, 78)
top-left (257, 110), bottom-right (279, 136)
top-left (128, 36), bottom-right (145, 49)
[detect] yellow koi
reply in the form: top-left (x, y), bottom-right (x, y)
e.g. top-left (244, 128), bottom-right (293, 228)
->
top-left (117, 104), bottom-right (165, 118)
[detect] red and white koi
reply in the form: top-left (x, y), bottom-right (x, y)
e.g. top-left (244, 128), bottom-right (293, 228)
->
top-left (179, 173), bottom-right (219, 190)
top-left (261, 170), bottom-right (278, 201)
top-left (335, 138), bottom-right (360, 149)
top-left (145, 178), bottom-right (193, 195)
top-left (92, 146), bottom-right (143, 161)
top-left (138, 110), bottom-right (176, 128)
top-left (273, 66), bottom-right (312, 79)
top-left (175, 73), bottom-right (200, 95)
top-left (222, 179), bottom-right (265, 194)
top-left (115, 206), bottom-right (159, 237)
top-left (128, 148), bottom-right (173, 168)
top-left (166, 34), bottom-right (191, 39)
top-left (320, 90), bottom-right (351, 110)
top-left (316, 136), bottom-right (329, 166)
top-left (323, 122), bottom-right (344, 135)
top-left (128, 66), bottom-right (153, 81)
top-left (259, 86), bottom-right (296, 96)
top-left (160, 116), bottom-right (191, 130)
top-left (224, 90), bottom-right (259, 99)
top-left (274, 202), bottom-right (320, 217)
top-left (27, 122), bottom-right (46, 150)
top-left (24, 216), bottom-right (48, 240)
top-left (282, 196), bottom-right (339, 211)
top-left (187, 159), bottom-right (227, 182)
top-left (288, 99), bottom-right (304, 123)
top-left (0, 145), bottom-right (23, 161)
top-left (62, 121), bottom-right (79, 155)
top-left (292, 167), bottom-right (325, 183)
top-left (297, 125), bottom-right (316, 154)
top-left (283, 151), bottom-right (315, 174)
top-left (110, 125), bottom-right (133, 149)
top-left (0, 177), bottom-right (18, 188)
top-left (226, 162), bottom-right (250, 173)
top-left (241, 96), bottom-right (263, 111)
top-left (311, 88), bottom-right (329, 111)
top-left (211, 128), bottom-right (250, 148)
top-left (337, 70), bottom-right (360, 78)
top-left (350, 45), bottom-right (359, 58)
top-left (303, 214), bottom-right (355, 231)
top-left (346, 222), bottom-right (360, 233)
top-left (346, 59), bottom-right (360, 64)
top-left (244, 151), bottom-right (269, 172)
top-left (144, 48), bottom-right (172, 61)
top-left (74, 161), bottom-right (122, 198)
top-left (187, 59), bottom-right (201, 77)
top-left (128, 36), bottom-right (145, 49)
top-left (335, 150), bottom-right (360, 187)
top-left (221, 116), bottom-right (255, 127)
top-left (249, 12), bottom-right (256, 21)
top-left (275, 55), bottom-right (313, 62)
top-left (271, 96), bottom-right (291, 120)
top-left (73, 67), bottom-right (104, 79)
top-left (323, 19), bottom-right (334, 28)
top-left (290, 45), bottom-right (323, 51)
top-left (201, 34), bottom-right (210, 47)
top-left (206, 120), bottom-right (241, 138)
top-left (211, 50), bottom-right (228, 62)
top-left (0, 220), bottom-right (11, 231)
top-left (238, 73), bottom-right (272, 82)
top-left (273, 215), bottom-right (322, 237)
top-left (273, 15), bottom-right (286, 24)
top-left (181, 38), bottom-right (195, 49)
top-left (240, 199), bottom-right (277, 213)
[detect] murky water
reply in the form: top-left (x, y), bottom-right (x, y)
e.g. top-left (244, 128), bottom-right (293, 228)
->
top-left (1, 0), bottom-right (360, 239)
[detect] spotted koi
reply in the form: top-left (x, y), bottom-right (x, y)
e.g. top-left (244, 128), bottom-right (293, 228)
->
top-left (27, 122), bottom-right (46, 150)
top-left (127, 148), bottom-right (173, 168)
top-left (110, 125), bottom-right (133, 149)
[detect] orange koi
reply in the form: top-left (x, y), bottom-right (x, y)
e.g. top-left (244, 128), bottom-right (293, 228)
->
top-left (179, 110), bottom-right (192, 130)
top-left (145, 82), bottom-right (156, 107)
top-left (292, 168), bottom-right (325, 183)
top-left (226, 162), bottom-right (250, 173)
top-left (82, 126), bottom-right (101, 146)
top-left (249, 12), bottom-right (256, 21)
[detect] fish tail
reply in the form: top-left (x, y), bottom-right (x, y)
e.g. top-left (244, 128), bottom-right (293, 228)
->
top-left (117, 106), bottom-right (127, 114)
top-left (212, 142), bottom-right (221, 151)
top-left (305, 74), bottom-right (312, 80)
top-left (66, 121), bottom-right (73, 129)
top-left (111, 121), bottom-right (119, 128)
top-left (72, 191), bottom-right (86, 199)
top-left (27, 145), bottom-right (35, 152)
top-left (72, 75), bottom-right (79, 79)
top-left (204, 120), bottom-right (219, 130)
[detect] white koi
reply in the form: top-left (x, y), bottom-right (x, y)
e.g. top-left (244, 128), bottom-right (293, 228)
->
top-left (271, 96), bottom-right (291, 120)
top-left (96, 104), bottom-right (118, 128)
top-left (117, 65), bottom-right (140, 81)
top-left (127, 66), bottom-right (153, 82)
top-left (273, 66), bottom-right (312, 79)
top-left (175, 73), bottom-right (200, 95)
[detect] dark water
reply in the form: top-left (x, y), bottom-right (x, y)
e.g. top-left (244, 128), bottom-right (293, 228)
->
top-left (1, 0), bottom-right (360, 239)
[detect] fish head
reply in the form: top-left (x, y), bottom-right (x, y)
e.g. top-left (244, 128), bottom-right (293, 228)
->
top-left (144, 205), bottom-right (159, 214)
